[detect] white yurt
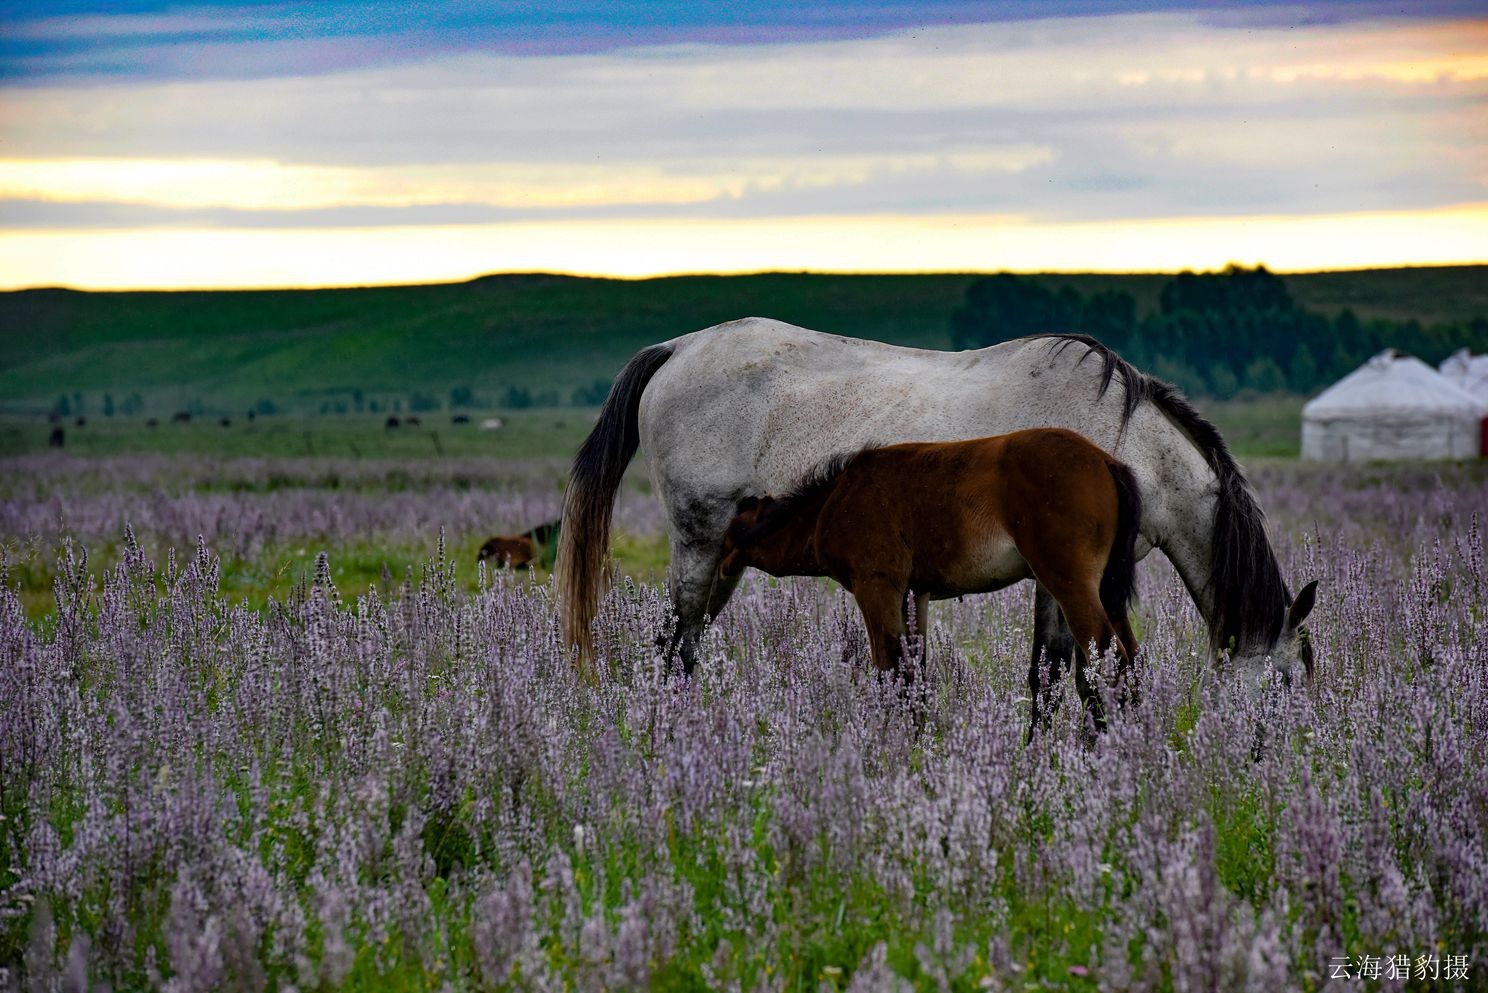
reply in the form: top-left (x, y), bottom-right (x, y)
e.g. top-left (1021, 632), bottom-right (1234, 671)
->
top-left (1301, 349), bottom-right (1486, 462)
top-left (1439, 348), bottom-right (1488, 403)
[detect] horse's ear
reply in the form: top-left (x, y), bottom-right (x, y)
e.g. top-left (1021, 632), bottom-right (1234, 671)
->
top-left (738, 495), bottom-right (761, 514)
top-left (1287, 580), bottom-right (1318, 629)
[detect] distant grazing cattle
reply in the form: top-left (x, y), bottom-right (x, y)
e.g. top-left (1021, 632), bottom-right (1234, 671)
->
top-left (146, 418), bottom-right (159, 428)
top-left (478, 520), bottom-right (561, 569)
top-left (385, 416), bottom-right (401, 429)
top-left (247, 410), bottom-right (257, 421)
top-left (172, 411), bottom-right (191, 423)
top-left (451, 414), bottom-right (471, 425)
top-left (49, 427), bottom-right (64, 448)
top-left (405, 415), bottom-right (421, 426)
top-left (74, 417), bottom-right (86, 427)
top-left (220, 417), bottom-right (231, 428)
top-left (480, 417), bottom-right (505, 431)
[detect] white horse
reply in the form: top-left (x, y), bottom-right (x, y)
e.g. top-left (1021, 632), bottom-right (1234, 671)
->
top-left (558, 318), bottom-right (1316, 704)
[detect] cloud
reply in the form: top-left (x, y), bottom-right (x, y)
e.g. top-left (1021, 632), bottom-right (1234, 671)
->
top-left (8, 1), bottom-right (1480, 84)
top-left (1, 14), bottom-right (1483, 222)
top-left (0, 8), bottom-right (1484, 284)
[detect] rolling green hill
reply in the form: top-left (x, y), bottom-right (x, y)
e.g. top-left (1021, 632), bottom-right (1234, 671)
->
top-left (2, 266), bottom-right (1483, 417)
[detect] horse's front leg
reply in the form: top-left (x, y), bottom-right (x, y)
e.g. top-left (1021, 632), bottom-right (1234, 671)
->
top-left (1027, 581), bottom-right (1077, 741)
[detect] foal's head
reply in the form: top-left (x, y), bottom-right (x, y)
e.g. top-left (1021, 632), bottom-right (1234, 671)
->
top-left (718, 495), bottom-right (776, 577)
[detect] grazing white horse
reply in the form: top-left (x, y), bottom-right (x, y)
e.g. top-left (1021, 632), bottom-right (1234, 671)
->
top-left (558, 318), bottom-right (1316, 695)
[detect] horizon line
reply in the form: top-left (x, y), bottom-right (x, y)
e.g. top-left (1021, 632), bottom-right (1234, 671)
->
top-left (5, 259), bottom-right (1487, 295)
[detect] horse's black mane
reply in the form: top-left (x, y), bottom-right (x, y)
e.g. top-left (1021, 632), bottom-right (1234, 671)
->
top-left (1024, 333), bottom-right (1294, 653)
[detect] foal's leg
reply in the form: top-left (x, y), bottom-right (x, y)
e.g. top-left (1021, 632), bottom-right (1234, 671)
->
top-left (1030, 573), bottom-right (1121, 734)
top-left (906, 592), bottom-right (931, 681)
top-left (1112, 613), bottom-right (1140, 708)
top-left (852, 577), bottom-right (911, 679)
top-left (912, 592), bottom-right (930, 640)
top-left (1027, 582), bottom-right (1077, 741)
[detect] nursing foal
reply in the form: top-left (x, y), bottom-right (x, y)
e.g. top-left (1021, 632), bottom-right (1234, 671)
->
top-left (719, 428), bottom-right (1143, 733)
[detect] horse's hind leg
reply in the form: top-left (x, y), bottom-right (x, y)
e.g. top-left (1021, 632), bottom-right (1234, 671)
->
top-left (1027, 582), bottom-right (1077, 741)
top-left (663, 541), bottom-right (740, 675)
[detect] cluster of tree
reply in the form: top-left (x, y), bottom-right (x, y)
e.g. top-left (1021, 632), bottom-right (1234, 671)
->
top-left (54, 392), bottom-right (145, 417)
top-left (951, 267), bottom-right (1488, 398)
top-left (449, 383), bottom-right (607, 410)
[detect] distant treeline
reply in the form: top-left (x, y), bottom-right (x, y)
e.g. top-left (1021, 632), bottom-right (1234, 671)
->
top-left (952, 266), bottom-right (1488, 398)
top-left (50, 383), bottom-right (613, 419)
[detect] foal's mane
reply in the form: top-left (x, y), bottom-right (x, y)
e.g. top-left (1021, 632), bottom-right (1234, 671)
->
top-left (739, 450), bottom-right (862, 547)
top-left (1025, 333), bottom-right (1293, 653)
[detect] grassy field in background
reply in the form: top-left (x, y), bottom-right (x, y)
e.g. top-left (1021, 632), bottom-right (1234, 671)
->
top-left (0, 394), bottom-right (1309, 461)
top-left (3, 528), bottom-right (671, 622)
top-left (0, 407), bottom-right (597, 460)
top-left (3, 266), bottom-right (1484, 418)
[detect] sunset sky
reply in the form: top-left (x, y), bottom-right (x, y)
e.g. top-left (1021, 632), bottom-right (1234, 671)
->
top-left (1, 1), bottom-right (1485, 289)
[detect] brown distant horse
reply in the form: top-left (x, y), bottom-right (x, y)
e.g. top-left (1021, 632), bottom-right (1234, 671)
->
top-left (718, 428), bottom-right (1142, 735)
top-left (478, 520), bottom-right (561, 570)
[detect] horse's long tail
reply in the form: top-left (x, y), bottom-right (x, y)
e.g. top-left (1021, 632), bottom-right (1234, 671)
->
top-left (557, 344), bottom-right (674, 655)
top-left (1100, 459), bottom-right (1143, 623)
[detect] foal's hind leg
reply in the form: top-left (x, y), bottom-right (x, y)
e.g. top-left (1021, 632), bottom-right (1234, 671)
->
top-left (1027, 582), bottom-right (1077, 741)
top-left (1039, 580), bottom-right (1120, 734)
top-left (1113, 614), bottom-right (1140, 708)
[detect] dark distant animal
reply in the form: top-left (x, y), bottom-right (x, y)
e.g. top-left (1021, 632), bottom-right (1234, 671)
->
top-left (172, 411), bottom-right (191, 423)
top-left (47, 412), bottom-right (60, 424)
top-left (146, 418), bottom-right (159, 428)
top-left (220, 417), bottom-right (231, 428)
top-left (559, 321), bottom-right (1317, 694)
top-left (385, 416), bottom-right (401, 429)
top-left (452, 414), bottom-right (471, 425)
top-left (74, 417), bottom-right (86, 427)
top-left (49, 427), bottom-right (64, 448)
top-left (478, 520), bottom-right (561, 570)
top-left (719, 429), bottom-right (1142, 732)
top-left (478, 536), bottom-right (538, 569)
top-left (405, 415), bottom-right (421, 427)
top-left (247, 410), bottom-right (256, 422)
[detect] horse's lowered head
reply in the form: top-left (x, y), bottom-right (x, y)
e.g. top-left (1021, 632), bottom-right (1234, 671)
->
top-left (1231, 579), bottom-right (1318, 690)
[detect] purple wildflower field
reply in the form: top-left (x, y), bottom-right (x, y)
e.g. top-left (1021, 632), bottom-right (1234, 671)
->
top-left (1, 454), bottom-right (1486, 991)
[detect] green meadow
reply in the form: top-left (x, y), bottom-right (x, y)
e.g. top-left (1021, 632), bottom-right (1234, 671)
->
top-left (3, 266), bottom-right (1484, 421)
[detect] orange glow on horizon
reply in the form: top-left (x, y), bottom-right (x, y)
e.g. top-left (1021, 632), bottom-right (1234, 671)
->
top-left (0, 202), bottom-right (1484, 291)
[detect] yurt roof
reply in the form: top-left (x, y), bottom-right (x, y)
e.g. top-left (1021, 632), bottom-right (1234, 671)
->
top-left (1303, 349), bottom-right (1486, 417)
top-left (1439, 348), bottom-right (1488, 398)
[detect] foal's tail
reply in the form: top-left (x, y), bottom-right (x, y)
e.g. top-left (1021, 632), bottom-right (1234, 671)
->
top-left (1100, 459), bottom-right (1143, 622)
top-left (557, 343), bottom-right (674, 657)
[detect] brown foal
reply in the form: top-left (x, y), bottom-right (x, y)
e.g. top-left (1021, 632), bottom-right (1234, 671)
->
top-left (719, 428), bottom-right (1142, 733)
